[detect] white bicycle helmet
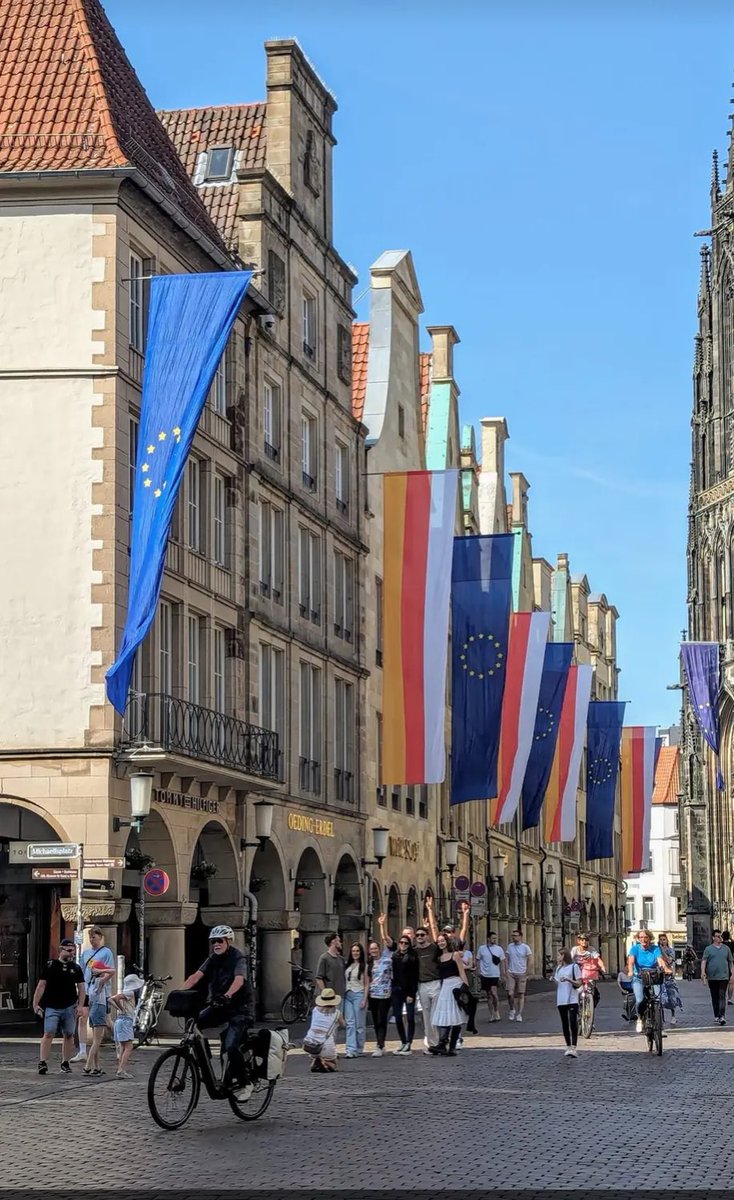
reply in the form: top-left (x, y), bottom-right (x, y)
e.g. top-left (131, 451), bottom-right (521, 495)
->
top-left (209, 924), bottom-right (234, 940)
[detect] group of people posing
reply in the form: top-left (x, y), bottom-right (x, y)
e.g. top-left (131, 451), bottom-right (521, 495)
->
top-left (304, 897), bottom-right (536, 1071)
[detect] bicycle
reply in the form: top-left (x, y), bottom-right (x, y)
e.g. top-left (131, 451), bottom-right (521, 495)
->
top-left (133, 965), bottom-right (172, 1047)
top-left (280, 963), bottom-right (314, 1024)
top-left (639, 967), bottom-right (664, 1056)
top-left (577, 977), bottom-right (596, 1039)
top-left (147, 989), bottom-right (286, 1131)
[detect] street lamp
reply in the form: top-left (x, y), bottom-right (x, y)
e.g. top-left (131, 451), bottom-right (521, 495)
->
top-left (545, 864), bottom-right (556, 896)
top-left (113, 771), bottom-right (154, 834)
top-left (492, 852), bottom-right (507, 881)
top-left (241, 800), bottom-right (275, 851)
top-left (361, 825), bottom-right (389, 869)
top-left (521, 862), bottom-right (534, 890)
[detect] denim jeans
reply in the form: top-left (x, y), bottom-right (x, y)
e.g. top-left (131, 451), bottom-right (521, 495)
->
top-left (343, 989), bottom-right (366, 1054)
top-left (632, 977), bottom-right (659, 1016)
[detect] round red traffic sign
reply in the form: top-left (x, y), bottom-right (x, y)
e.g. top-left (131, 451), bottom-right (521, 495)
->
top-left (143, 868), bottom-right (169, 897)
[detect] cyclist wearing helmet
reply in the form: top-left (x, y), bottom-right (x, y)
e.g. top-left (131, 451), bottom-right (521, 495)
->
top-left (183, 925), bottom-right (253, 1085)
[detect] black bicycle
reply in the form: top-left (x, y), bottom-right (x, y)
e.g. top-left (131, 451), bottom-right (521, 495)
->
top-left (640, 968), bottom-right (664, 1056)
top-left (280, 963), bottom-right (314, 1024)
top-left (147, 990), bottom-right (286, 1131)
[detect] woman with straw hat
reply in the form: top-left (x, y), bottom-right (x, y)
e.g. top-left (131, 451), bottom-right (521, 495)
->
top-left (304, 987), bottom-right (344, 1073)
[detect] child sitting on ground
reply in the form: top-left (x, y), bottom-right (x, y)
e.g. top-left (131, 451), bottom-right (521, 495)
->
top-left (110, 973), bottom-right (144, 1079)
top-left (304, 988), bottom-right (344, 1073)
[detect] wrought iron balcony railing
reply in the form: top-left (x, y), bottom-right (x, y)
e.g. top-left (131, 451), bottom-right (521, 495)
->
top-left (121, 692), bottom-right (280, 780)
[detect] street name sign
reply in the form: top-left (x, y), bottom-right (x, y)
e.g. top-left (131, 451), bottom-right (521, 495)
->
top-left (84, 857), bottom-right (125, 869)
top-left (32, 868), bottom-right (77, 881)
top-left (27, 842), bottom-right (80, 861)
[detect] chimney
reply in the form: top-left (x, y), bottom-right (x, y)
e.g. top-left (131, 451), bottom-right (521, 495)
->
top-left (509, 471), bottom-right (530, 528)
top-left (426, 326), bottom-right (460, 381)
top-left (478, 417), bottom-right (509, 534)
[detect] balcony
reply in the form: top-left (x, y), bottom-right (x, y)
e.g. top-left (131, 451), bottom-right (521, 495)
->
top-left (299, 757), bottom-right (321, 794)
top-left (264, 441), bottom-right (280, 463)
top-left (121, 692), bottom-right (279, 780)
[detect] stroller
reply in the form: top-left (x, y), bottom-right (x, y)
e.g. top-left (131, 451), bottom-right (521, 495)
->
top-left (618, 972), bottom-right (636, 1025)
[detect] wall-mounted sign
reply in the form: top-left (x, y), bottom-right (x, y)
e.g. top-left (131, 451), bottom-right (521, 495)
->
top-left (27, 842), bottom-right (80, 861)
top-left (32, 867), bottom-right (77, 881)
top-left (287, 811), bottom-right (335, 838)
top-left (154, 788), bottom-right (218, 814)
top-left (388, 836), bottom-right (419, 862)
top-left (143, 868), bottom-right (170, 897)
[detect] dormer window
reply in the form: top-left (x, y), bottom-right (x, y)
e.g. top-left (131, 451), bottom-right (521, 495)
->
top-left (205, 147), bottom-right (234, 182)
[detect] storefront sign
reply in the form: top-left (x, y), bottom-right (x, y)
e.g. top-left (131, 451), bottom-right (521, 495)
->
top-left (287, 811), bottom-right (335, 838)
top-left (388, 836), bottom-right (420, 862)
top-left (154, 788), bottom-right (218, 814)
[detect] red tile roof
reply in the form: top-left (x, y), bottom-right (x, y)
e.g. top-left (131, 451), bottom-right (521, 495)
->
top-left (159, 104), bottom-right (266, 250)
top-left (0, 0), bottom-right (227, 252)
top-left (419, 352), bottom-right (432, 432)
top-left (652, 745), bottom-right (679, 805)
top-left (351, 322), bottom-right (369, 422)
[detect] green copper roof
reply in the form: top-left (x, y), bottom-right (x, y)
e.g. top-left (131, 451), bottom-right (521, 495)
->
top-left (425, 381), bottom-right (452, 470)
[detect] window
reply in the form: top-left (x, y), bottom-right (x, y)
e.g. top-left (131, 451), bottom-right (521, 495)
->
top-left (299, 527), bottom-right (322, 622)
top-left (263, 380), bottom-right (281, 461)
top-left (642, 896), bottom-right (654, 925)
top-left (334, 551), bottom-right (354, 641)
top-left (210, 351), bottom-right (227, 415)
top-left (418, 784), bottom-right (428, 820)
top-left (398, 404), bottom-right (405, 439)
top-left (303, 292), bottom-right (317, 360)
top-left (129, 252), bottom-right (144, 352)
top-left (158, 600), bottom-right (172, 694)
top-left (187, 458), bottom-right (202, 552)
top-left (301, 412), bottom-right (317, 489)
top-left (674, 809), bottom-right (679, 833)
top-left (205, 146), bottom-right (234, 181)
top-left (128, 415), bottom-right (139, 532)
top-left (303, 129), bottom-right (320, 195)
top-left (376, 713), bottom-right (386, 806)
top-left (624, 899), bottom-right (636, 928)
top-left (392, 789), bottom-right (401, 811)
top-left (260, 643), bottom-right (285, 777)
top-left (669, 846), bottom-right (680, 876)
top-left (187, 615), bottom-right (203, 705)
top-left (335, 442), bottom-right (349, 512)
top-left (405, 786), bottom-right (415, 816)
top-left (212, 475), bottom-right (227, 566)
top-left (299, 662), bottom-right (321, 793)
top-left (334, 678), bottom-right (355, 801)
top-left (337, 324), bottom-right (352, 384)
top-left (648, 851), bottom-right (654, 875)
top-left (259, 501), bottom-right (284, 602)
top-left (267, 249), bottom-right (286, 314)
top-left (213, 627), bottom-right (226, 713)
top-left (376, 577), bottom-right (384, 666)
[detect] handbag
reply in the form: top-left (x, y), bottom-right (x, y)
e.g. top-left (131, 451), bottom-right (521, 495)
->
top-left (455, 983), bottom-right (473, 1013)
top-left (302, 1012), bottom-right (339, 1056)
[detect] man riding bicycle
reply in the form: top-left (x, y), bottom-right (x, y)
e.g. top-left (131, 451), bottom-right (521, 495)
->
top-left (627, 929), bottom-right (671, 1033)
top-left (571, 934), bottom-right (605, 1008)
top-left (183, 924), bottom-right (253, 1086)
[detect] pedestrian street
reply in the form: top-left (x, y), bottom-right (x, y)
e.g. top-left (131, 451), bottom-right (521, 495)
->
top-left (2, 980), bottom-right (732, 1192)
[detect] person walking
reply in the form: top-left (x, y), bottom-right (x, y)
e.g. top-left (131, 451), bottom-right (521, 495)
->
top-left (304, 988), bottom-right (344, 1073)
top-left (32, 938), bottom-right (85, 1076)
top-left (505, 930), bottom-right (533, 1022)
top-left (701, 929), bottom-right (734, 1025)
top-left (82, 935), bottom-right (117, 1077)
top-left (554, 948), bottom-right (581, 1058)
top-left (723, 931), bottom-right (734, 1006)
top-left (391, 935), bottom-right (419, 1054)
top-left (367, 915), bottom-right (393, 1057)
top-left (657, 933), bottom-right (682, 1026)
top-left (476, 932), bottom-right (506, 1021)
top-left (109, 973), bottom-right (144, 1079)
top-left (70, 926), bottom-right (115, 1063)
top-left (343, 943), bottom-right (367, 1058)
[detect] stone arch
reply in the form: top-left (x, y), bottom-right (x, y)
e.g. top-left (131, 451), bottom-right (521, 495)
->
top-left (0, 793), bottom-right (71, 842)
top-left (387, 882), bottom-right (401, 941)
top-left (188, 818), bottom-right (239, 906)
top-left (292, 844), bottom-right (327, 918)
top-left (406, 886), bottom-right (419, 931)
top-left (333, 850), bottom-right (362, 932)
top-left (133, 807), bottom-right (180, 897)
top-left (248, 839), bottom-right (287, 912)
top-left (370, 880), bottom-right (383, 937)
top-left (589, 901), bottom-right (597, 934)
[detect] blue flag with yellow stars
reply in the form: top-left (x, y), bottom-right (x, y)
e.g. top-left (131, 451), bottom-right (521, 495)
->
top-left (106, 271), bottom-right (252, 714)
top-left (450, 534), bottom-right (514, 805)
top-left (585, 699), bottom-right (626, 860)
top-left (520, 642), bottom-right (573, 830)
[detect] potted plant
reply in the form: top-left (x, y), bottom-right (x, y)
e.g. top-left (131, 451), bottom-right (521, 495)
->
top-left (125, 847), bottom-right (154, 872)
top-left (190, 860), bottom-right (218, 883)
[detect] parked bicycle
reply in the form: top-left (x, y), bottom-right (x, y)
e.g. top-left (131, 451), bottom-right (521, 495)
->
top-left (639, 967), bottom-right (664, 1056)
top-left (132, 965), bottom-right (172, 1047)
top-left (147, 989), bottom-right (287, 1130)
top-left (280, 963), bottom-right (315, 1024)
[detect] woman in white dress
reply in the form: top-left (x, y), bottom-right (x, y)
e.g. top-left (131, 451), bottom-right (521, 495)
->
top-left (428, 933), bottom-right (468, 1056)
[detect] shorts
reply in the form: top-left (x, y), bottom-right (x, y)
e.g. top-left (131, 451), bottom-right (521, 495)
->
top-left (43, 1004), bottom-right (76, 1037)
top-left (480, 976), bottom-right (500, 992)
top-left (89, 1002), bottom-right (108, 1028)
top-left (114, 1016), bottom-right (135, 1043)
top-left (506, 972), bottom-right (527, 996)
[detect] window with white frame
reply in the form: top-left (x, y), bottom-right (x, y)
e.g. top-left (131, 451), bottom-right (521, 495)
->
top-left (128, 415), bottom-right (139, 518)
top-left (299, 527), bottom-right (321, 622)
top-left (187, 458), bottom-right (202, 552)
top-left (212, 474), bottom-right (227, 566)
top-left (334, 677), bottom-right (354, 802)
top-left (213, 626), bottom-right (226, 713)
top-left (669, 846), bottom-right (680, 876)
top-left (302, 291), bottom-right (317, 360)
top-left (335, 441), bottom-right (349, 511)
top-left (642, 896), bottom-right (654, 925)
top-left (263, 379), bottom-right (281, 461)
top-left (210, 350), bottom-right (227, 415)
top-left (299, 661), bottom-right (321, 792)
top-left (260, 643), bottom-right (285, 777)
top-left (301, 412), bottom-right (317, 489)
top-left (624, 898), bottom-right (636, 928)
top-left (158, 600), bottom-right (173, 695)
top-left (187, 614), bottom-right (203, 705)
top-left (259, 500), bottom-right (284, 601)
top-left (129, 251), bottom-right (144, 351)
top-left (334, 551), bottom-right (354, 641)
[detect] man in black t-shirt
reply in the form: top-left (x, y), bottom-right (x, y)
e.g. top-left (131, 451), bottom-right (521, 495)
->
top-left (32, 939), bottom-right (85, 1076)
top-left (183, 924), bottom-right (253, 1085)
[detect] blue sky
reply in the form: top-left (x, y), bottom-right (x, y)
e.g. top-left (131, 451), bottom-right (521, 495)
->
top-left (108, 0), bottom-right (734, 727)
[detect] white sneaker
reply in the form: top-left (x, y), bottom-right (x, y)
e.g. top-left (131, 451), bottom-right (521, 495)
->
top-left (494, 1013), bottom-right (501, 1022)
top-left (670, 1016), bottom-right (677, 1026)
top-left (635, 1018), bottom-right (643, 1033)
top-left (508, 1011), bottom-right (515, 1021)
top-left (568, 1048), bottom-right (578, 1058)
top-left (396, 1044), bottom-right (411, 1055)
top-left (371, 1048), bottom-right (383, 1057)
top-left (564, 1048), bottom-right (573, 1057)
top-left (515, 1013), bottom-right (523, 1023)
top-left (456, 1038), bottom-right (464, 1049)
top-left (70, 1050), bottom-right (86, 1063)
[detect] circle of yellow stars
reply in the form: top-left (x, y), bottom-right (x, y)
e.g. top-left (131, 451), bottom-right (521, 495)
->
top-left (534, 705), bottom-right (556, 741)
top-left (458, 631), bottom-right (504, 681)
top-left (139, 426), bottom-right (181, 499)
top-left (588, 756), bottom-right (613, 786)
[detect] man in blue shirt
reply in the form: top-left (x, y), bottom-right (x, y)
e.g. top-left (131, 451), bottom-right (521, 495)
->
top-left (627, 929), bottom-right (670, 1033)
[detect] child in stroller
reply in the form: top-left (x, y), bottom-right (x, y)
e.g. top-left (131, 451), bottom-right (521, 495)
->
top-left (618, 971), bottom-right (636, 1024)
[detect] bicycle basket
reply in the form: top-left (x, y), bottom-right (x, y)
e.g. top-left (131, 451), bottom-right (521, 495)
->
top-left (639, 968), bottom-right (663, 987)
top-left (164, 989), bottom-right (201, 1018)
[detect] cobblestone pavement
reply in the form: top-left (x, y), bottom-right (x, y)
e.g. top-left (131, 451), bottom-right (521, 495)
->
top-left (2, 980), bottom-right (732, 1190)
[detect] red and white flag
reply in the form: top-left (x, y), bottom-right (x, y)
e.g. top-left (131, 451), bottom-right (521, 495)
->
top-left (490, 611), bottom-right (550, 826)
top-left (544, 664), bottom-right (594, 843)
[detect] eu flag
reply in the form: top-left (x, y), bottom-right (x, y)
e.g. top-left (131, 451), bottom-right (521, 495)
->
top-left (585, 700), bottom-right (626, 860)
top-left (106, 271), bottom-right (253, 714)
top-left (520, 642), bottom-right (573, 830)
top-left (450, 534), bottom-right (514, 805)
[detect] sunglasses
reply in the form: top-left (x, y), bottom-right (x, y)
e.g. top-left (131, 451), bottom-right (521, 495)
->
top-left (399, 939), bottom-right (410, 945)
top-left (416, 932), bottom-right (427, 937)
top-left (210, 938), bottom-right (226, 945)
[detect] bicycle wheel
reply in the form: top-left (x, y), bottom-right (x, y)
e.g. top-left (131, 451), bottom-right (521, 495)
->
top-left (228, 1078), bottom-right (277, 1122)
top-left (580, 992), bottom-right (594, 1039)
top-left (652, 1002), bottom-right (663, 1056)
top-left (147, 1047), bottom-right (200, 1131)
top-left (281, 987), bottom-right (309, 1024)
top-left (135, 1005), bottom-right (153, 1047)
